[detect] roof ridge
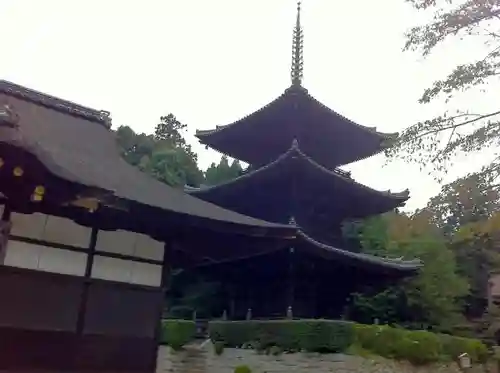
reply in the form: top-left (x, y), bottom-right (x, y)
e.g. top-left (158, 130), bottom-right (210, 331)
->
top-left (0, 80), bottom-right (112, 128)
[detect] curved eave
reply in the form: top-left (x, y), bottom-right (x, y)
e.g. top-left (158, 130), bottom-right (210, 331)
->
top-left (188, 141), bottom-right (410, 203)
top-left (297, 230), bottom-right (422, 273)
top-left (196, 85), bottom-right (398, 165)
top-left (196, 86), bottom-right (396, 139)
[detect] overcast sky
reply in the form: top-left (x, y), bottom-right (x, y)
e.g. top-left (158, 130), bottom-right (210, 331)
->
top-left (0, 0), bottom-right (494, 211)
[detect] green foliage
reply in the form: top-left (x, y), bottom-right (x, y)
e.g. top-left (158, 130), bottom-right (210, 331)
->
top-left (115, 125), bottom-right (155, 166)
top-left (209, 320), bottom-right (355, 354)
top-left (347, 212), bottom-right (468, 330)
top-left (204, 155), bottom-right (243, 186)
top-left (234, 365), bottom-right (252, 373)
top-left (213, 341), bottom-right (225, 356)
top-left (166, 271), bottom-right (222, 319)
top-left (423, 173), bottom-right (500, 318)
top-left (269, 345), bottom-right (283, 356)
top-left (209, 320), bottom-right (488, 365)
top-left (355, 324), bottom-right (488, 365)
top-left (387, 0), bottom-right (500, 176)
top-left (114, 113), bottom-right (204, 187)
top-left (161, 320), bottom-right (196, 351)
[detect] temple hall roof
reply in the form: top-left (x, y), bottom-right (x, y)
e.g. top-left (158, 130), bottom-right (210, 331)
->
top-left (0, 80), bottom-right (296, 238)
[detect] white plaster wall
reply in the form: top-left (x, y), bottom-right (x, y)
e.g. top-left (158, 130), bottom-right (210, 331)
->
top-left (10, 212), bottom-right (91, 247)
top-left (6, 212), bottom-right (163, 286)
top-left (97, 229), bottom-right (164, 260)
top-left (4, 241), bottom-right (86, 276)
top-left (91, 255), bottom-right (162, 286)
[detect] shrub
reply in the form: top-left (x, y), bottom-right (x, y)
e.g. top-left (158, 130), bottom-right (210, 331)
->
top-left (234, 365), bottom-right (252, 373)
top-left (437, 333), bottom-right (489, 363)
top-left (210, 320), bottom-right (489, 365)
top-left (269, 345), bottom-right (283, 356)
top-left (209, 320), bottom-right (354, 353)
top-left (214, 341), bottom-right (225, 356)
top-left (353, 324), bottom-right (488, 365)
top-left (161, 320), bottom-right (196, 351)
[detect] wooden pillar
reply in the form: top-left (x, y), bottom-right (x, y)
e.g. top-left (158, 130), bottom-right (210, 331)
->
top-left (76, 226), bottom-right (99, 334)
top-left (247, 263), bottom-right (254, 318)
top-left (286, 247), bottom-right (295, 317)
top-left (0, 204), bottom-right (11, 264)
top-left (153, 239), bottom-right (173, 350)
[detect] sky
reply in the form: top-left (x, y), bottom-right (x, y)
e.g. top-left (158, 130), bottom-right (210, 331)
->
top-left (0, 0), bottom-right (494, 211)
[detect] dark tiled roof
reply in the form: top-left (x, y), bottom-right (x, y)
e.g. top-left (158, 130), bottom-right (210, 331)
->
top-left (296, 230), bottom-right (422, 273)
top-left (188, 140), bottom-right (410, 203)
top-left (196, 85), bottom-right (398, 167)
top-left (0, 80), bottom-right (296, 237)
top-left (197, 85), bottom-right (397, 140)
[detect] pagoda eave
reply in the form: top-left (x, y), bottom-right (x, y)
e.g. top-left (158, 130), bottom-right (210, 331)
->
top-left (187, 142), bottom-right (409, 224)
top-left (196, 85), bottom-right (396, 168)
top-left (296, 230), bottom-right (422, 274)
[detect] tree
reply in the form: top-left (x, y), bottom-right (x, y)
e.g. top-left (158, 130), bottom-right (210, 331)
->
top-left (347, 212), bottom-right (469, 331)
top-left (387, 0), bottom-right (500, 178)
top-left (204, 155), bottom-right (243, 186)
top-left (115, 125), bottom-right (155, 166)
top-left (114, 113), bottom-right (204, 187)
top-left (423, 172), bottom-right (500, 317)
top-left (425, 171), bottom-right (500, 235)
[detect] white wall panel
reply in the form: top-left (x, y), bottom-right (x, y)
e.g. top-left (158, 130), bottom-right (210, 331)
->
top-left (96, 229), bottom-right (137, 256)
top-left (91, 255), bottom-right (133, 283)
top-left (4, 241), bottom-right (41, 270)
top-left (134, 234), bottom-right (164, 261)
top-left (130, 262), bottom-right (162, 287)
top-left (37, 246), bottom-right (86, 276)
top-left (43, 216), bottom-right (91, 248)
top-left (5, 241), bottom-right (86, 276)
top-left (10, 213), bottom-right (47, 239)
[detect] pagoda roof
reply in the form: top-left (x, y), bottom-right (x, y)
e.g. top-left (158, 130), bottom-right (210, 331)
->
top-left (196, 85), bottom-right (397, 169)
top-left (187, 140), bottom-right (409, 224)
top-left (296, 229), bottom-right (421, 274)
top-left (0, 80), bottom-right (296, 238)
top-left (187, 227), bottom-right (421, 274)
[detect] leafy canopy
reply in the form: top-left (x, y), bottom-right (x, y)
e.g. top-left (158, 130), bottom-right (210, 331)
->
top-left (115, 113), bottom-right (203, 187)
top-left (348, 211), bottom-right (468, 330)
top-left (388, 0), bottom-right (500, 179)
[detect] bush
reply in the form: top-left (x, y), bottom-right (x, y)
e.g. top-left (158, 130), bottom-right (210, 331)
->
top-left (234, 365), bottom-right (252, 373)
top-left (437, 333), bottom-right (489, 363)
top-left (353, 324), bottom-right (488, 365)
top-left (209, 320), bottom-right (354, 353)
top-left (161, 320), bottom-right (196, 350)
top-left (214, 341), bottom-right (225, 355)
top-left (209, 320), bottom-right (489, 365)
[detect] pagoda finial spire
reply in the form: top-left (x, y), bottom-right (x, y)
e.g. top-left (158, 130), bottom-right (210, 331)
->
top-left (291, 0), bottom-right (304, 86)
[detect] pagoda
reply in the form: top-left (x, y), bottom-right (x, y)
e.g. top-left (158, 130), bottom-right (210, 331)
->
top-left (187, 2), bottom-right (422, 319)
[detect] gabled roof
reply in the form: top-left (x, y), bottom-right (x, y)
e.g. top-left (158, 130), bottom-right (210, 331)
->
top-left (0, 80), bottom-right (296, 238)
top-left (187, 140), bottom-right (409, 223)
top-left (196, 85), bottom-right (398, 168)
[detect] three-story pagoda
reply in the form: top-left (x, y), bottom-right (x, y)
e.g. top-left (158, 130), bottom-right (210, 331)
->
top-left (187, 2), bottom-right (422, 319)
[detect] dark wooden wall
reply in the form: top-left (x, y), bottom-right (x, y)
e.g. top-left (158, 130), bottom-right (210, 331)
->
top-left (0, 266), bottom-right (162, 372)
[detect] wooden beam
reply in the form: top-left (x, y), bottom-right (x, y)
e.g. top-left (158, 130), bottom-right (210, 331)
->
top-left (76, 226), bottom-right (98, 335)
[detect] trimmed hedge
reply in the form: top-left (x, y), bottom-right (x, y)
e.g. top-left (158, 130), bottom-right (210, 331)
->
top-left (161, 320), bottom-right (196, 350)
top-left (209, 320), bottom-right (354, 353)
top-left (209, 320), bottom-right (489, 365)
top-left (354, 324), bottom-right (489, 365)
